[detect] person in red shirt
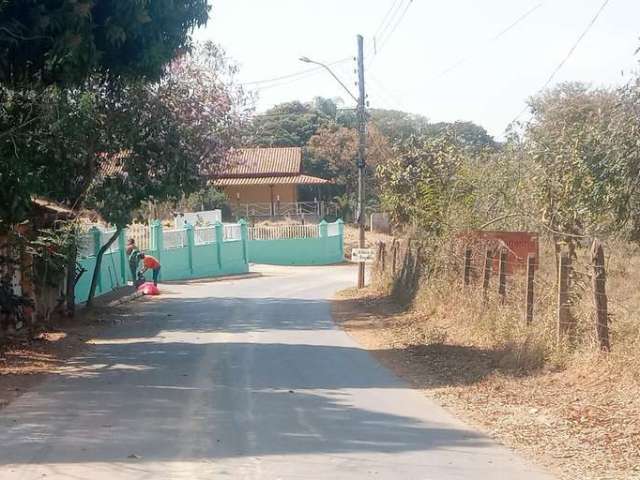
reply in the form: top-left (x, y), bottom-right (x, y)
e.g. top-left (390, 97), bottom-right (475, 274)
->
top-left (139, 253), bottom-right (161, 286)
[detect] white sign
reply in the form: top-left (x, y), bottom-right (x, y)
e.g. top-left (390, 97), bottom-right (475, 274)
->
top-left (351, 248), bottom-right (375, 263)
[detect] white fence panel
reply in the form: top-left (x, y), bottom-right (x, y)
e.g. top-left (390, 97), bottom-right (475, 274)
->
top-left (127, 223), bottom-right (151, 251)
top-left (223, 224), bottom-right (241, 242)
top-left (163, 228), bottom-right (187, 249)
top-left (77, 233), bottom-right (95, 258)
top-left (326, 222), bottom-right (340, 237)
top-left (249, 224), bottom-right (320, 241)
top-left (100, 228), bottom-right (119, 254)
top-left (194, 226), bottom-right (216, 245)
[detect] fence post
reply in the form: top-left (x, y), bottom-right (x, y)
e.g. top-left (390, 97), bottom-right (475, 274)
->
top-left (185, 224), bottom-right (194, 275)
top-left (336, 219), bottom-right (344, 256)
top-left (524, 254), bottom-right (535, 324)
top-left (557, 253), bottom-right (573, 341)
top-left (392, 239), bottom-right (398, 275)
top-left (214, 221), bottom-right (224, 269)
top-left (238, 218), bottom-right (249, 265)
top-left (463, 247), bottom-right (472, 286)
top-left (150, 220), bottom-right (163, 260)
top-left (482, 248), bottom-right (492, 295)
top-left (90, 227), bottom-right (102, 293)
top-left (498, 248), bottom-right (507, 301)
top-left (319, 219), bottom-right (328, 237)
top-left (118, 229), bottom-right (127, 284)
top-left (591, 239), bottom-right (610, 351)
top-left (379, 241), bottom-right (386, 272)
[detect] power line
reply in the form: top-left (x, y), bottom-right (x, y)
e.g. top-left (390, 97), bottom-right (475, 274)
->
top-left (241, 58), bottom-right (351, 86)
top-left (506, 0), bottom-right (613, 130)
top-left (374, 0), bottom-right (402, 39)
top-left (377, 0), bottom-right (413, 53)
top-left (374, 0), bottom-right (405, 51)
top-left (430, 2), bottom-right (543, 83)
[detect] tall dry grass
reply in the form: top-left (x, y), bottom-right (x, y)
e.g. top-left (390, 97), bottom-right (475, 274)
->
top-left (372, 238), bottom-right (640, 384)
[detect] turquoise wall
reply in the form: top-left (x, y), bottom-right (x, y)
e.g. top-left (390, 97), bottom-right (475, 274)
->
top-left (74, 222), bottom-right (249, 304)
top-left (74, 219), bottom-right (344, 303)
top-left (247, 220), bottom-right (344, 266)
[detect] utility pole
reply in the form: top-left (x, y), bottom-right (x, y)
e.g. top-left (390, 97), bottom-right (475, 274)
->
top-left (356, 34), bottom-right (366, 289)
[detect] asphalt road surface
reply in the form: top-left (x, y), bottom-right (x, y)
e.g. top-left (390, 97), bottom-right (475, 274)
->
top-left (0, 264), bottom-right (554, 479)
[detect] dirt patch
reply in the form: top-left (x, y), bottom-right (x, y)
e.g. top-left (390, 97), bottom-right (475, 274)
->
top-left (0, 290), bottom-right (142, 411)
top-left (333, 289), bottom-right (640, 480)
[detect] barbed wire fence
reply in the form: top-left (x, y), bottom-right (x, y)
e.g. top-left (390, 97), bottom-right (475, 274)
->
top-left (372, 233), bottom-right (617, 353)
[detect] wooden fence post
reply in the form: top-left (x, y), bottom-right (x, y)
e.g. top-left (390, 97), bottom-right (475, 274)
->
top-left (378, 241), bottom-right (387, 273)
top-left (557, 253), bottom-right (573, 340)
top-left (391, 239), bottom-right (398, 275)
top-left (482, 248), bottom-right (492, 295)
top-left (463, 248), bottom-right (472, 286)
top-left (498, 248), bottom-right (507, 301)
top-left (524, 254), bottom-right (535, 324)
top-left (591, 239), bottom-right (610, 351)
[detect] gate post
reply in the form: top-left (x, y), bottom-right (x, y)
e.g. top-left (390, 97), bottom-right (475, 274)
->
top-left (215, 222), bottom-right (224, 269)
top-left (239, 219), bottom-right (249, 265)
top-left (118, 229), bottom-right (127, 284)
top-left (185, 224), bottom-right (194, 275)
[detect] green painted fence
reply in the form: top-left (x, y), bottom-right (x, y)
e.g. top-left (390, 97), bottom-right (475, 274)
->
top-left (74, 218), bottom-right (345, 304)
top-left (74, 220), bottom-right (250, 304)
top-left (247, 219), bottom-right (344, 266)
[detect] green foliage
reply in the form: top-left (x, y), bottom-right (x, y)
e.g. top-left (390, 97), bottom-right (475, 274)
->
top-left (27, 223), bottom-right (80, 289)
top-left (0, 0), bottom-right (210, 87)
top-left (376, 132), bottom-right (478, 237)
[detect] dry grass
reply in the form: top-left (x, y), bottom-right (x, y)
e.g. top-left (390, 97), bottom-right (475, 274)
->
top-left (334, 240), bottom-right (640, 480)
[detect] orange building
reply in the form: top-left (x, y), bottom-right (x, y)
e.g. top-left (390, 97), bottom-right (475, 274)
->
top-left (212, 147), bottom-right (332, 219)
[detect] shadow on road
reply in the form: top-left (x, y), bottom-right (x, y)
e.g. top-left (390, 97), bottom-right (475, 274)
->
top-left (0, 290), bottom-right (492, 466)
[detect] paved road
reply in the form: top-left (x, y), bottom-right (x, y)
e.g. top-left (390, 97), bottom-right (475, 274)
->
top-left (0, 265), bottom-right (554, 479)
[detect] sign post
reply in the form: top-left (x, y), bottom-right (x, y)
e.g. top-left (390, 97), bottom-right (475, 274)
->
top-left (351, 248), bottom-right (375, 287)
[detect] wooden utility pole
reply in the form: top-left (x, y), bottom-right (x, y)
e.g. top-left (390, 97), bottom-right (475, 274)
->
top-left (524, 254), bottom-right (535, 324)
top-left (591, 239), bottom-right (610, 351)
top-left (356, 34), bottom-right (367, 289)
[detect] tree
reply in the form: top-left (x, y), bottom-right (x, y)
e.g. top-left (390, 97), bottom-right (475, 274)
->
top-left (83, 44), bottom-right (248, 304)
top-left (524, 82), bottom-right (619, 260)
top-left (306, 122), bottom-right (390, 202)
top-left (376, 132), bottom-right (475, 237)
top-left (244, 97), bottom-right (338, 146)
top-left (0, 0), bottom-right (209, 87)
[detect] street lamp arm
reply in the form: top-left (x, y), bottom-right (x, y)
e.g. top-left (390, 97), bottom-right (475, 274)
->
top-left (299, 57), bottom-right (358, 104)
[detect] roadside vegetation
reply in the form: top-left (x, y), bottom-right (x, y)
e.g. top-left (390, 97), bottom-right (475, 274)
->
top-left (335, 78), bottom-right (640, 480)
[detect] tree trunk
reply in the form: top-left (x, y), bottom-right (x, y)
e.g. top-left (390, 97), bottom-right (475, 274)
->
top-left (86, 228), bottom-right (121, 307)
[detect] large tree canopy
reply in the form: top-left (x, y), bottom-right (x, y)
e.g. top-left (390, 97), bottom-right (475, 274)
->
top-left (0, 0), bottom-right (209, 86)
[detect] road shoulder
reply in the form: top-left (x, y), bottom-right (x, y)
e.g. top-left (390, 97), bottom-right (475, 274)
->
top-left (331, 288), bottom-right (638, 480)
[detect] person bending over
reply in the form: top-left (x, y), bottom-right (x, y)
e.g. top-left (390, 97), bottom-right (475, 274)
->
top-left (139, 253), bottom-right (161, 286)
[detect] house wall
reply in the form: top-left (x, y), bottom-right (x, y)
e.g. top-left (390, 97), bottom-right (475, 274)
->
top-left (222, 184), bottom-right (297, 204)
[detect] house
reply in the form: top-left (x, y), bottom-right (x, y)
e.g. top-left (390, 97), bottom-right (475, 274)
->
top-left (212, 147), bottom-right (333, 220)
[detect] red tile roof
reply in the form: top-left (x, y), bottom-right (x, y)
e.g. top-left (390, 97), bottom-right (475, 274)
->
top-left (212, 174), bottom-right (330, 186)
top-left (219, 147), bottom-right (302, 177)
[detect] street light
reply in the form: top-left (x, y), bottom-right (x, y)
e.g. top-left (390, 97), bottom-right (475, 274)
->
top-left (300, 36), bottom-right (367, 289)
top-left (298, 57), bottom-right (359, 104)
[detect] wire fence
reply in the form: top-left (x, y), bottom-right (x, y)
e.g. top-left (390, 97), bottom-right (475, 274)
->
top-left (372, 234), bottom-right (620, 352)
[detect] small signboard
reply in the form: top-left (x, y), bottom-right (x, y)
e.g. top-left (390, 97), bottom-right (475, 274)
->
top-left (351, 248), bottom-right (375, 263)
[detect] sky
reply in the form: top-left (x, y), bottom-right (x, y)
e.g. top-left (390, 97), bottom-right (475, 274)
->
top-left (196, 0), bottom-right (640, 139)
